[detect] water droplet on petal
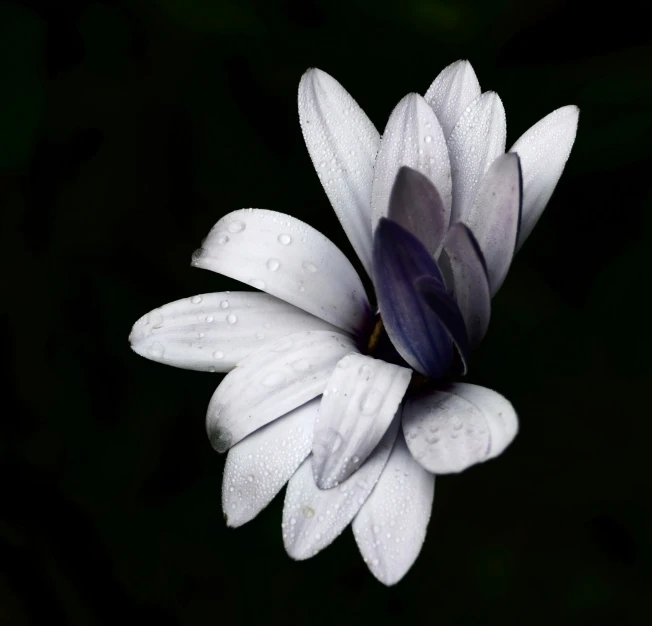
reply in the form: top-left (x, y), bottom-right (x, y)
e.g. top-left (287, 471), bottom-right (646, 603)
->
top-left (424, 135), bottom-right (433, 143)
top-left (213, 350), bottom-right (224, 359)
top-left (250, 278), bottom-right (266, 290)
top-left (278, 233), bottom-right (292, 245)
top-left (220, 300), bottom-right (229, 309)
top-left (227, 220), bottom-right (245, 233)
top-left (205, 315), bottom-right (214, 323)
top-left (227, 314), bottom-right (237, 325)
top-left (302, 261), bottom-right (318, 273)
top-left (191, 295), bottom-right (202, 304)
top-left (266, 258), bottom-right (280, 271)
top-left (216, 234), bottom-right (229, 245)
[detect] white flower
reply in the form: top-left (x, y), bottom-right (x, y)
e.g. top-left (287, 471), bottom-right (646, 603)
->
top-left (129, 59), bottom-right (578, 585)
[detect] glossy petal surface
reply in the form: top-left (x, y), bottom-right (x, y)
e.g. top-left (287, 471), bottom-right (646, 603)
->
top-left (129, 292), bottom-right (340, 373)
top-left (424, 59), bottom-right (481, 138)
top-left (402, 383), bottom-right (518, 474)
top-left (510, 105), bottom-right (579, 249)
top-left (373, 218), bottom-right (453, 378)
top-left (283, 417), bottom-right (399, 560)
top-left (353, 432), bottom-right (434, 586)
top-left (192, 209), bottom-right (372, 336)
top-left (448, 92), bottom-right (506, 223)
top-left (312, 353), bottom-right (411, 488)
top-left (387, 166), bottom-right (447, 256)
top-left (371, 94), bottom-right (451, 234)
top-left (299, 69), bottom-right (380, 275)
top-left (206, 330), bottom-right (357, 452)
top-left (222, 398), bottom-right (318, 527)
top-left (438, 223), bottom-right (491, 349)
top-left (464, 153), bottom-right (522, 295)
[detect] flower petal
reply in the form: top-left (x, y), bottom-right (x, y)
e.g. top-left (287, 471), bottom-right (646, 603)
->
top-left (448, 92), bottom-right (506, 224)
top-left (424, 59), bottom-right (481, 138)
top-left (402, 383), bottom-right (518, 474)
top-left (464, 153), bottom-right (522, 295)
top-left (129, 292), bottom-right (341, 373)
top-left (299, 68), bottom-right (380, 276)
top-left (283, 417), bottom-right (399, 560)
top-left (370, 94), bottom-right (452, 236)
top-left (352, 432), bottom-right (434, 586)
top-left (206, 330), bottom-right (357, 452)
top-left (222, 398), bottom-right (318, 528)
top-left (510, 105), bottom-right (579, 249)
top-left (192, 209), bottom-right (372, 336)
top-left (386, 166), bottom-right (447, 257)
top-left (312, 353), bottom-right (411, 489)
top-left (437, 223), bottom-right (491, 349)
top-left (373, 218), bottom-right (454, 379)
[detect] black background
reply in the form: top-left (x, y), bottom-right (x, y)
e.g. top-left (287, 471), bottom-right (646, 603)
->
top-left (2, 0), bottom-right (651, 624)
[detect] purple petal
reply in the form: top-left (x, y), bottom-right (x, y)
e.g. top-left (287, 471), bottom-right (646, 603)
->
top-left (387, 166), bottom-right (448, 256)
top-left (373, 218), bottom-right (459, 379)
top-left (437, 223), bottom-right (491, 349)
top-left (414, 275), bottom-right (470, 373)
top-left (464, 153), bottom-right (522, 295)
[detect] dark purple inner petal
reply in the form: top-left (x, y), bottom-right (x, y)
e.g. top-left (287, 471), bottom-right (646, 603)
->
top-left (374, 217), bottom-right (467, 379)
top-left (387, 166), bottom-right (447, 256)
top-left (414, 275), bottom-right (470, 373)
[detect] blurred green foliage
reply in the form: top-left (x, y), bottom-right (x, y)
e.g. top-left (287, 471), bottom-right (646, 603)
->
top-left (2, 0), bottom-right (651, 624)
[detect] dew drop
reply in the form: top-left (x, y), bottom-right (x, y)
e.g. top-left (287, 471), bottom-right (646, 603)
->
top-left (250, 278), bottom-right (266, 290)
top-left (206, 315), bottom-right (214, 323)
top-left (424, 135), bottom-right (433, 143)
top-left (278, 233), bottom-right (292, 245)
top-left (227, 220), bottom-right (245, 233)
top-left (359, 364), bottom-right (373, 378)
top-left (266, 258), bottom-right (280, 271)
top-left (220, 300), bottom-right (229, 309)
top-left (302, 506), bottom-right (315, 518)
top-left (213, 350), bottom-right (224, 359)
top-left (226, 314), bottom-right (237, 325)
top-left (216, 234), bottom-right (229, 245)
top-left (302, 261), bottom-right (318, 273)
top-left (191, 295), bottom-right (202, 304)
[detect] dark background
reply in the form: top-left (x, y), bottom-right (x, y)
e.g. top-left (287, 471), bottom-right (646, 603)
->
top-left (2, 0), bottom-right (651, 624)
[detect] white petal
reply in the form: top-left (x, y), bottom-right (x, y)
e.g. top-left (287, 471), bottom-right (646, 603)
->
top-left (465, 153), bottom-right (521, 295)
top-left (299, 69), bottom-right (380, 276)
top-left (402, 383), bottom-right (518, 474)
top-left (312, 354), bottom-right (411, 488)
top-left (424, 59), bottom-right (481, 138)
top-left (222, 398), bottom-right (318, 528)
top-left (129, 292), bottom-right (341, 373)
top-left (192, 209), bottom-right (372, 336)
top-left (448, 92), bottom-right (506, 224)
top-left (370, 93), bottom-right (452, 242)
top-left (510, 105), bottom-right (579, 249)
top-left (206, 330), bottom-right (358, 452)
top-left (352, 432), bottom-right (434, 586)
top-left (283, 417), bottom-right (399, 560)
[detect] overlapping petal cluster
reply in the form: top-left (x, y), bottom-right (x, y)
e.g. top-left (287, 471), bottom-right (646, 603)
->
top-left (130, 60), bottom-right (578, 585)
